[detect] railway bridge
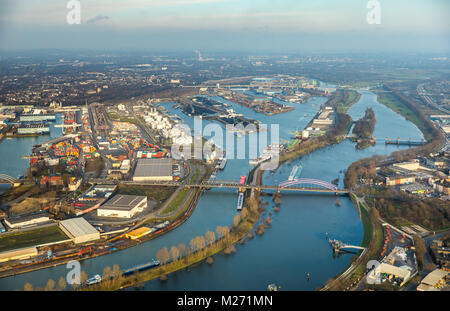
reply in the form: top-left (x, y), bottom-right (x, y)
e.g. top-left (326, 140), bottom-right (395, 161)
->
top-left (88, 177), bottom-right (349, 195)
top-left (0, 174), bottom-right (18, 185)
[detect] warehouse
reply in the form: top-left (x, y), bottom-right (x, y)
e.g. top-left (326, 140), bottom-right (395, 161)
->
top-left (367, 262), bottom-right (411, 287)
top-left (417, 269), bottom-right (448, 291)
top-left (4, 213), bottom-right (52, 229)
top-left (97, 194), bottom-right (147, 218)
top-left (59, 217), bottom-right (100, 244)
top-left (0, 247), bottom-right (38, 263)
top-left (125, 226), bottom-right (154, 240)
top-left (133, 158), bottom-right (173, 182)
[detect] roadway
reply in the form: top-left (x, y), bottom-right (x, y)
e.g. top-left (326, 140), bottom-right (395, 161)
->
top-left (87, 178), bottom-right (349, 194)
top-left (417, 84), bottom-right (450, 114)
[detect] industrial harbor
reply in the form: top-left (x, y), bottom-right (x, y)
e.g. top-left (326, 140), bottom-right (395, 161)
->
top-left (0, 39), bottom-right (448, 297)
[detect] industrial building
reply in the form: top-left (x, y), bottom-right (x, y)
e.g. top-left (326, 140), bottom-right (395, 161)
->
top-left (393, 160), bottom-right (421, 171)
top-left (133, 158), bottom-right (173, 182)
top-left (97, 194), bottom-right (147, 218)
top-left (0, 247), bottom-right (38, 263)
top-left (417, 269), bottom-right (448, 291)
top-left (4, 213), bottom-right (52, 229)
top-left (17, 123), bottom-right (50, 135)
top-left (312, 107), bottom-right (335, 126)
top-left (59, 217), bottom-right (100, 244)
top-left (19, 114), bottom-right (56, 122)
top-left (381, 172), bottom-right (416, 186)
top-left (366, 262), bottom-right (412, 287)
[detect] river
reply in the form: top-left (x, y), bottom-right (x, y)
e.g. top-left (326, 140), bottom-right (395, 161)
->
top-left (0, 90), bottom-right (423, 290)
top-left (0, 115), bottom-right (63, 195)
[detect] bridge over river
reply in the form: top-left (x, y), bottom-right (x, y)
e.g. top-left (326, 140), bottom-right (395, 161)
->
top-left (0, 174), bottom-right (19, 185)
top-left (88, 177), bottom-right (349, 195)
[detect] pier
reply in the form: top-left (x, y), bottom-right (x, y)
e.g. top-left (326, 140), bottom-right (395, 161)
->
top-left (329, 239), bottom-right (365, 253)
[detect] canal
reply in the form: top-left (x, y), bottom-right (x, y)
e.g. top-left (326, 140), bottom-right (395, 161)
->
top-left (0, 89), bottom-right (423, 290)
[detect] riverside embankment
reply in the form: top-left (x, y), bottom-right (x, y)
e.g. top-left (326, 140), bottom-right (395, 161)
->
top-left (0, 90), bottom-right (423, 291)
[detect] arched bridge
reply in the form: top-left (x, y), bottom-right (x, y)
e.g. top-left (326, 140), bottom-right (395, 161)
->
top-left (89, 177), bottom-right (348, 194)
top-left (0, 174), bottom-right (17, 184)
top-left (279, 178), bottom-right (338, 191)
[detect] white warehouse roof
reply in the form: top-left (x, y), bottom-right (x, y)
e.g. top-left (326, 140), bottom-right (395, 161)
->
top-left (59, 217), bottom-right (100, 244)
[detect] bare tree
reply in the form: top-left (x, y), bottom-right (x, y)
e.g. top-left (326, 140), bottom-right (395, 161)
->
top-left (102, 266), bottom-right (112, 281)
top-left (248, 196), bottom-right (259, 214)
top-left (177, 243), bottom-right (188, 257)
top-left (222, 226), bottom-right (230, 239)
top-left (197, 236), bottom-right (206, 251)
top-left (57, 277), bottom-right (67, 291)
top-left (112, 264), bottom-right (122, 279)
top-left (24, 283), bottom-right (33, 291)
top-left (45, 279), bottom-right (55, 291)
top-left (190, 237), bottom-right (198, 253)
top-left (216, 226), bottom-right (224, 239)
top-left (233, 214), bottom-right (241, 227)
top-left (157, 247), bottom-right (171, 265)
top-left (80, 271), bottom-right (88, 285)
top-left (170, 246), bottom-right (180, 262)
top-left (205, 230), bottom-right (216, 246)
top-left (240, 207), bottom-right (249, 220)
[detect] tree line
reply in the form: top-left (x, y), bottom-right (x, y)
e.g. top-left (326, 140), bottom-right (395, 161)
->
top-left (352, 107), bottom-right (376, 149)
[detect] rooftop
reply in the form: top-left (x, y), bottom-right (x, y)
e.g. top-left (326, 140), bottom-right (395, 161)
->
top-left (421, 269), bottom-right (448, 286)
top-left (134, 158), bottom-right (173, 178)
top-left (5, 213), bottom-right (50, 225)
top-left (59, 217), bottom-right (99, 237)
top-left (101, 194), bottom-right (147, 211)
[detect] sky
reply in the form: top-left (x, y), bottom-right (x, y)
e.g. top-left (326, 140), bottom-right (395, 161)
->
top-left (0, 0), bottom-right (449, 53)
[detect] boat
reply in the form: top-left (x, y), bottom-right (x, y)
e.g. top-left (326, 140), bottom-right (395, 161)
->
top-left (86, 274), bottom-right (102, 285)
top-left (122, 259), bottom-right (161, 276)
top-left (249, 143), bottom-right (281, 166)
top-left (218, 158), bottom-right (227, 170)
top-left (237, 192), bottom-right (244, 211)
top-left (288, 165), bottom-right (299, 181)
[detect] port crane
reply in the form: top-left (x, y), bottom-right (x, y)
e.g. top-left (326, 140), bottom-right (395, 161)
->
top-left (78, 246), bottom-right (93, 257)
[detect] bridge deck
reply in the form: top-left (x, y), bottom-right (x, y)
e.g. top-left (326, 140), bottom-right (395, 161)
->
top-left (89, 179), bottom-right (348, 194)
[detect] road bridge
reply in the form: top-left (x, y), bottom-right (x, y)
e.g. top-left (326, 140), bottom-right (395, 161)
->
top-left (88, 177), bottom-right (349, 195)
top-left (0, 174), bottom-right (18, 184)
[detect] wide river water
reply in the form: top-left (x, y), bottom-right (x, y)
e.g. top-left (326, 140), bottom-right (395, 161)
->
top-left (0, 90), bottom-right (423, 290)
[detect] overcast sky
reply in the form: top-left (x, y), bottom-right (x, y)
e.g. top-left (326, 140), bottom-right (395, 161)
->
top-left (0, 0), bottom-right (448, 52)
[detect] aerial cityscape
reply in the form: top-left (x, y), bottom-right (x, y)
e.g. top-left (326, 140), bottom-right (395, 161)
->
top-left (0, 0), bottom-right (449, 300)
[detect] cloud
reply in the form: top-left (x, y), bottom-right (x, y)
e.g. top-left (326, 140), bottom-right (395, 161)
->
top-left (86, 15), bottom-right (111, 24)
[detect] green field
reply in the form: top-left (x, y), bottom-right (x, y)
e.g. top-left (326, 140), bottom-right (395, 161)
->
top-left (336, 90), bottom-right (361, 113)
top-left (376, 91), bottom-right (430, 140)
top-left (0, 226), bottom-right (68, 252)
top-left (160, 189), bottom-right (190, 216)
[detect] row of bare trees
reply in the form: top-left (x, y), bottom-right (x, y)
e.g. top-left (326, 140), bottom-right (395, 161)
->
top-left (155, 224), bottom-right (233, 267)
top-left (30, 197), bottom-right (260, 291)
top-left (25, 264), bottom-right (125, 291)
top-left (24, 276), bottom-right (68, 291)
